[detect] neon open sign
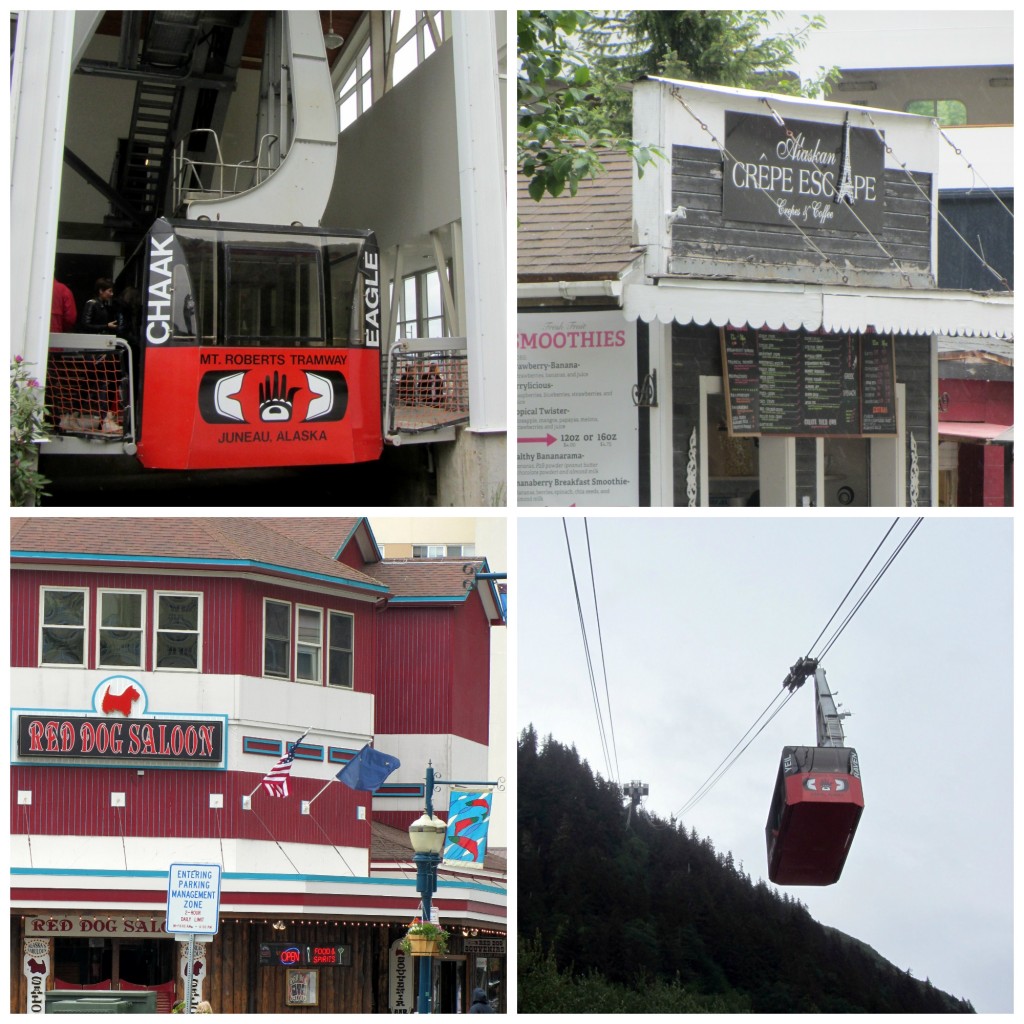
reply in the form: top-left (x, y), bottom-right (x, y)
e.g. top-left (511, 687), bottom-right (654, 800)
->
top-left (258, 944), bottom-right (351, 967)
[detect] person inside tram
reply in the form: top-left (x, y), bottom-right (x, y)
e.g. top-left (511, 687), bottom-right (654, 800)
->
top-left (79, 278), bottom-right (118, 332)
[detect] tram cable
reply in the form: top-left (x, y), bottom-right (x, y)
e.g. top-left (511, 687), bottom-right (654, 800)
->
top-left (563, 518), bottom-right (617, 785)
top-left (673, 518), bottom-right (923, 821)
top-left (585, 518), bottom-right (622, 785)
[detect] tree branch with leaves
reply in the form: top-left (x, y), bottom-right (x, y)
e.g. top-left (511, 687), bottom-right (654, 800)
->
top-left (517, 10), bottom-right (660, 201)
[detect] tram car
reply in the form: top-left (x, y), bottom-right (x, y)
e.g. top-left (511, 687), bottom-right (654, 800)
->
top-left (45, 218), bottom-right (383, 470)
top-left (765, 745), bottom-right (864, 886)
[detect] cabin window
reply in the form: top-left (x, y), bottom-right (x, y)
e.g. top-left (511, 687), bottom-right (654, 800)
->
top-left (905, 98), bottom-right (967, 126)
top-left (328, 611), bottom-right (354, 688)
top-left (40, 588), bottom-right (88, 667)
top-left (224, 244), bottom-right (322, 345)
top-left (154, 592), bottom-right (202, 670)
top-left (264, 599), bottom-right (292, 678)
top-left (296, 606), bottom-right (323, 683)
top-left (97, 590), bottom-right (145, 669)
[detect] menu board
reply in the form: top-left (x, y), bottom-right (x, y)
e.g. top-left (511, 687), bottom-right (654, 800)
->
top-left (722, 327), bottom-right (896, 437)
top-left (860, 334), bottom-right (897, 434)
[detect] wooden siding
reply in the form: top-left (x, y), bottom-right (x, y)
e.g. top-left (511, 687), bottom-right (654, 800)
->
top-left (10, 765), bottom-right (367, 846)
top-left (373, 608), bottom-right (455, 736)
top-left (670, 323), bottom-right (933, 506)
top-left (9, 919), bottom-right (432, 1014)
top-left (669, 145), bottom-right (934, 287)
top-left (8, 919), bottom-right (498, 1014)
top-left (451, 598), bottom-right (491, 745)
top-left (10, 571), bottom-right (376, 691)
top-left (896, 339), bottom-right (933, 507)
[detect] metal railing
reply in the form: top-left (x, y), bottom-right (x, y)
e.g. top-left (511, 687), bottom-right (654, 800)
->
top-left (172, 129), bottom-right (280, 209)
top-left (45, 335), bottom-right (136, 445)
top-left (385, 337), bottom-right (470, 437)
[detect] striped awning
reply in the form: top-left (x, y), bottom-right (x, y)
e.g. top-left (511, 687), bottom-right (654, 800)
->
top-left (623, 278), bottom-right (1013, 339)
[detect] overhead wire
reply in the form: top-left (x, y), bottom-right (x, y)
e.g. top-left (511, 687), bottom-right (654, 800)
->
top-left (584, 518), bottom-right (622, 785)
top-left (673, 518), bottom-right (923, 821)
top-left (563, 518), bottom-right (615, 785)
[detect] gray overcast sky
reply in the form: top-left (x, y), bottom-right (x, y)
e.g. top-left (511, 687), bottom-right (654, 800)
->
top-left (517, 516), bottom-right (1012, 1012)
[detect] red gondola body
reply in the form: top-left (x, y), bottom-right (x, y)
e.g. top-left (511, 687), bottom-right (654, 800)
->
top-left (765, 746), bottom-right (864, 886)
top-left (132, 218), bottom-right (383, 470)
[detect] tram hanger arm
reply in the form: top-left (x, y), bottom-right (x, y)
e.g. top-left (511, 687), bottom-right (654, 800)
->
top-left (782, 656), bottom-right (819, 692)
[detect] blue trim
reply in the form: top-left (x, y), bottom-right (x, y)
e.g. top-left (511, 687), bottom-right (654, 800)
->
top-left (12, 551), bottom-right (390, 594)
top-left (12, 866), bottom-right (505, 895)
top-left (389, 595), bottom-right (469, 604)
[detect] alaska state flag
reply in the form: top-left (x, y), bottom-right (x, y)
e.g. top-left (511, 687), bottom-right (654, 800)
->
top-left (335, 744), bottom-right (400, 791)
top-left (443, 788), bottom-right (493, 868)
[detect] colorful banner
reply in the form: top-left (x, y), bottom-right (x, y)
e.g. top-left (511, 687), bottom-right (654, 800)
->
top-left (443, 789), bottom-right (493, 869)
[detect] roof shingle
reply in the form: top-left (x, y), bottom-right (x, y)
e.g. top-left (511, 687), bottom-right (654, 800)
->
top-left (518, 147), bottom-right (636, 281)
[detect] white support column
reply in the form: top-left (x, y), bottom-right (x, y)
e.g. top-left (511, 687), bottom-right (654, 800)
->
top-left (647, 320), bottom-right (674, 506)
top-left (10, 11), bottom-right (75, 366)
top-left (759, 437), bottom-right (797, 507)
top-left (451, 12), bottom-right (506, 434)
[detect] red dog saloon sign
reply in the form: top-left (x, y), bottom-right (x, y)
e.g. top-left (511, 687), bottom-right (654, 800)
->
top-left (14, 677), bottom-right (225, 766)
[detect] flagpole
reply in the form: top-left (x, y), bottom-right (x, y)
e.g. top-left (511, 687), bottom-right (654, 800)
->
top-left (243, 728), bottom-right (314, 805)
top-left (305, 777), bottom-right (335, 808)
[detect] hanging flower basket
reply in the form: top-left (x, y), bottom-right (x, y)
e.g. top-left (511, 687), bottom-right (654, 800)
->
top-left (400, 918), bottom-right (450, 956)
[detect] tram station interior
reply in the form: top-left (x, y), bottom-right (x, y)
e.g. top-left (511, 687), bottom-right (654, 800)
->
top-left (13, 11), bottom-right (506, 506)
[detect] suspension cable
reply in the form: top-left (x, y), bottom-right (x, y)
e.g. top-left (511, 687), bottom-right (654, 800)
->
top-left (563, 518), bottom-right (615, 784)
top-left (674, 518), bottom-right (923, 820)
top-left (585, 518), bottom-right (621, 785)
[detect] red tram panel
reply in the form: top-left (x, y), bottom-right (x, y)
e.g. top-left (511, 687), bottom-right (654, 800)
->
top-left (765, 745), bottom-right (863, 886)
top-left (137, 346), bottom-right (382, 469)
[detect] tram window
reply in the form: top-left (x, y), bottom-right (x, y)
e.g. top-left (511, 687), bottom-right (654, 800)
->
top-left (177, 234), bottom-right (215, 344)
top-left (225, 245), bottom-right (322, 346)
top-left (325, 242), bottom-right (363, 345)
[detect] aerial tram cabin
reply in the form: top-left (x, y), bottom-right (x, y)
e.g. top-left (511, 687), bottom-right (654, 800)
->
top-left (765, 662), bottom-right (864, 886)
top-left (44, 217), bottom-right (384, 470)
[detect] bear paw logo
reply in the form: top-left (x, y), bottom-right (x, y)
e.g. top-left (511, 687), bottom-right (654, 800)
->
top-left (259, 372), bottom-right (301, 422)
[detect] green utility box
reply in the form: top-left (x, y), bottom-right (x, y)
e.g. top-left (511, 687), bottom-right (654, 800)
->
top-left (44, 991), bottom-right (158, 1013)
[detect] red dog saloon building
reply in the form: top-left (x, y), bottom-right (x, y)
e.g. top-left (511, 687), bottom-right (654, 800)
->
top-left (10, 517), bottom-right (506, 1014)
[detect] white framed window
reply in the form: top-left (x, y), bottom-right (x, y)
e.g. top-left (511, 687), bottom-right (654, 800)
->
top-left (296, 606), bottom-right (323, 683)
top-left (412, 543), bottom-right (475, 558)
top-left (40, 587), bottom-right (88, 667)
top-left (97, 590), bottom-right (145, 669)
top-left (154, 592), bottom-right (202, 671)
top-left (337, 12), bottom-right (449, 130)
top-left (398, 267), bottom-right (448, 339)
top-left (392, 10), bottom-right (445, 87)
top-left (264, 598), bottom-right (292, 679)
top-left (327, 611), bottom-right (354, 689)
top-left (338, 31), bottom-right (372, 130)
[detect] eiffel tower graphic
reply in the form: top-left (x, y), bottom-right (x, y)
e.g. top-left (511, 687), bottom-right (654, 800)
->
top-left (834, 113), bottom-right (856, 206)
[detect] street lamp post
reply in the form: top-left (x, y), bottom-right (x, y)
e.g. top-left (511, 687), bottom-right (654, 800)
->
top-left (408, 764), bottom-right (446, 1014)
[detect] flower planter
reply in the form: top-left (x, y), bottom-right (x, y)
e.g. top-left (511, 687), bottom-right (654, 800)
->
top-left (405, 934), bottom-right (440, 957)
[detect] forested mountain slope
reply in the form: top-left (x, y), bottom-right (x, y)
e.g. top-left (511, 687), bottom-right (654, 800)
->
top-left (519, 728), bottom-right (973, 1013)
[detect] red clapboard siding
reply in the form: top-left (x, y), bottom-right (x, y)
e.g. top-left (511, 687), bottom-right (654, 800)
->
top-left (451, 595), bottom-right (491, 745)
top-left (12, 570), bottom-right (376, 688)
top-left (11, 765), bottom-right (370, 849)
top-left (373, 608), bottom-right (454, 736)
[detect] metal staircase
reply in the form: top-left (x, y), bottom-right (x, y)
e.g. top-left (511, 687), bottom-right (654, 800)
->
top-left (119, 80), bottom-right (182, 220)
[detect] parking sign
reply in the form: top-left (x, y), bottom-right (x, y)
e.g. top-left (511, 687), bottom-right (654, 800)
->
top-left (166, 863), bottom-right (222, 935)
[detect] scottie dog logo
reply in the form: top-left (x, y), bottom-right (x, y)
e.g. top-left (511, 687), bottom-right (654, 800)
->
top-left (100, 682), bottom-right (142, 716)
top-left (199, 370), bottom-right (348, 425)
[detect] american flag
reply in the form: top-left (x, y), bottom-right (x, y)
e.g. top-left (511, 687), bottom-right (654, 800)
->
top-left (262, 730), bottom-right (309, 798)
